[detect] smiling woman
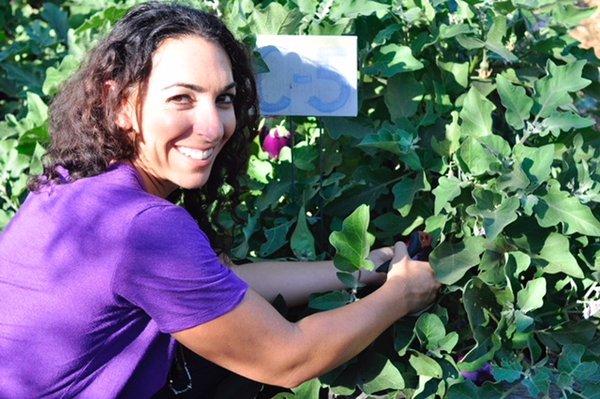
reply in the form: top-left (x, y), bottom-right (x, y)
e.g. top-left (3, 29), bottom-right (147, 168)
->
top-left (0, 2), bottom-right (440, 398)
top-left (122, 35), bottom-right (239, 197)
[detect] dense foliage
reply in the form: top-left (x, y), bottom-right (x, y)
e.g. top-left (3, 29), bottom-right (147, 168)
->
top-left (1, 0), bottom-right (599, 398)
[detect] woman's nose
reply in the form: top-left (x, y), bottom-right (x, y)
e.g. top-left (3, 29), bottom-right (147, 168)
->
top-left (194, 101), bottom-right (224, 143)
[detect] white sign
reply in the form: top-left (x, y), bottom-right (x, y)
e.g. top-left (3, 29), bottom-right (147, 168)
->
top-left (256, 35), bottom-right (357, 117)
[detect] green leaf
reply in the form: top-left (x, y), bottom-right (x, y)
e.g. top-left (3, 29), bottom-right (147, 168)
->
top-left (431, 111), bottom-right (461, 157)
top-left (247, 155), bottom-right (272, 184)
top-left (409, 352), bottom-right (443, 378)
top-left (492, 365), bottom-right (522, 384)
top-left (308, 290), bottom-right (352, 311)
top-left (231, 214), bottom-right (259, 259)
top-left (259, 220), bottom-right (294, 257)
top-left (496, 75), bottom-right (533, 130)
top-left (534, 181), bottom-right (600, 236)
top-left (455, 34), bottom-right (485, 50)
top-left (43, 54), bottom-right (80, 96)
top-left (558, 344), bottom-right (586, 374)
top-left (523, 368), bottom-right (551, 398)
top-left (459, 87), bottom-right (496, 138)
top-left (439, 23), bottom-right (472, 39)
top-left (384, 73), bottom-right (424, 119)
top-left (415, 313), bottom-right (446, 349)
top-left (41, 2), bottom-right (69, 42)
top-left (321, 117), bottom-right (374, 140)
top-left (541, 111), bottom-right (595, 136)
top-left (392, 172), bottom-right (430, 217)
top-left (291, 378), bottom-right (321, 398)
top-left (538, 233), bottom-right (584, 278)
top-left (466, 196), bottom-right (519, 240)
top-left (291, 206), bottom-right (316, 260)
top-left (393, 321), bottom-right (415, 357)
top-left (535, 60), bottom-right (591, 118)
top-left (358, 124), bottom-right (422, 170)
top-left (75, 6), bottom-right (128, 34)
top-left (460, 279), bottom-right (503, 370)
top-left (364, 44), bottom-right (424, 77)
top-left (433, 176), bottom-right (461, 214)
top-left (329, 0), bottom-right (390, 19)
top-left (484, 15), bottom-right (518, 62)
top-left (329, 204), bottom-right (375, 272)
top-left (430, 236), bottom-right (486, 285)
top-left (360, 352), bottom-right (405, 393)
top-left (514, 144), bottom-right (554, 188)
top-left (516, 277), bottom-right (546, 313)
top-left (251, 2), bottom-right (304, 34)
top-left (458, 137), bottom-right (500, 176)
top-left (437, 60), bottom-right (469, 88)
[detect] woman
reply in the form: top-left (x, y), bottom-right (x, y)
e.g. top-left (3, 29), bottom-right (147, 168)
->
top-left (0, 2), bottom-right (440, 398)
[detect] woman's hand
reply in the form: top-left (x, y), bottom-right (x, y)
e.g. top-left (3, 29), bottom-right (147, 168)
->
top-left (384, 241), bottom-right (440, 314)
top-left (361, 246), bottom-right (394, 285)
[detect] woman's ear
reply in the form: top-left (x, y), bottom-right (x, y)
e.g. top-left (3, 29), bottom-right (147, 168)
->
top-left (105, 80), bottom-right (137, 132)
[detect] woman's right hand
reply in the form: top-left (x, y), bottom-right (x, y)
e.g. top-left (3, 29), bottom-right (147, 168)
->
top-left (384, 241), bottom-right (441, 315)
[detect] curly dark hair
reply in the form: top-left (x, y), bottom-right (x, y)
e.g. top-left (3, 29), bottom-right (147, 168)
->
top-left (30, 2), bottom-right (259, 252)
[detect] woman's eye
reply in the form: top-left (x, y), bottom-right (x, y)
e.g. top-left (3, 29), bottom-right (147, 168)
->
top-left (218, 93), bottom-right (236, 105)
top-left (168, 94), bottom-right (193, 104)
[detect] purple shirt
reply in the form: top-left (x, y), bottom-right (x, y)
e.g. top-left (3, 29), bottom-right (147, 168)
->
top-left (0, 163), bottom-right (248, 398)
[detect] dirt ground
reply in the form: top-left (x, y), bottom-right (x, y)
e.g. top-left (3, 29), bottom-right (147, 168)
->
top-left (571, 0), bottom-right (600, 58)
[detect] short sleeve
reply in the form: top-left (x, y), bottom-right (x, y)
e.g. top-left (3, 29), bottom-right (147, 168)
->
top-left (113, 205), bottom-right (248, 333)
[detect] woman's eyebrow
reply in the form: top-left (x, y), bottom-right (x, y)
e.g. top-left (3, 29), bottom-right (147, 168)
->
top-left (162, 82), bottom-right (237, 92)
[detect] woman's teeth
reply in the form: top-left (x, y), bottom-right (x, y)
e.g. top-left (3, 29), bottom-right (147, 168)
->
top-left (177, 146), bottom-right (214, 160)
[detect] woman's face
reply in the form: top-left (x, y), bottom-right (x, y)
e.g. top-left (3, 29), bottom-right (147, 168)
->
top-left (121, 35), bottom-right (237, 198)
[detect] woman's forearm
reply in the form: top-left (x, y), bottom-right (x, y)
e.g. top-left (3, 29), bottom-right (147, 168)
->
top-left (231, 260), bottom-right (385, 307)
top-left (284, 281), bottom-right (409, 386)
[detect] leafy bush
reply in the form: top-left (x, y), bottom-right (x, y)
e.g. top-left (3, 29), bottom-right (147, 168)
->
top-left (1, 0), bottom-right (599, 398)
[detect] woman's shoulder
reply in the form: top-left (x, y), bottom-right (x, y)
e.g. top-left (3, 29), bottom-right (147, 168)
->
top-left (24, 162), bottom-right (182, 230)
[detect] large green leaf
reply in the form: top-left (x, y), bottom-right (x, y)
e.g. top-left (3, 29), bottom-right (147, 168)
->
top-left (484, 15), bottom-right (518, 62)
top-left (460, 278), bottom-right (503, 369)
top-left (251, 2), bottom-right (304, 34)
top-left (459, 87), bottom-right (496, 138)
top-left (363, 44), bottom-right (424, 77)
top-left (409, 352), bottom-right (443, 378)
top-left (458, 137), bottom-right (500, 176)
top-left (259, 220), bottom-right (294, 257)
top-left (392, 171), bottom-right (430, 216)
top-left (433, 176), bottom-right (461, 214)
top-left (516, 277), bottom-right (546, 313)
top-left (329, 0), bottom-right (390, 19)
top-left (358, 125), bottom-right (415, 155)
top-left (41, 2), bottom-right (69, 43)
top-left (430, 236), bottom-right (485, 285)
top-left (384, 73), bottom-right (424, 119)
top-left (437, 60), bottom-right (469, 88)
top-left (415, 313), bottom-right (445, 350)
top-left (360, 352), bottom-right (405, 393)
top-left (291, 206), bottom-right (316, 260)
top-left (534, 181), bottom-right (600, 236)
top-left (538, 233), bottom-right (584, 278)
top-left (329, 204), bottom-right (375, 272)
top-left (431, 111), bottom-right (461, 157)
top-left (541, 111), bottom-right (595, 136)
top-left (321, 117), bottom-right (375, 140)
top-left (466, 195), bottom-right (520, 240)
top-left (534, 60), bottom-right (591, 118)
top-left (514, 144), bottom-right (554, 188)
top-left (291, 378), bottom-right (321, 398)
top-left (496, 75), bottom-right (533, 130)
